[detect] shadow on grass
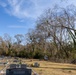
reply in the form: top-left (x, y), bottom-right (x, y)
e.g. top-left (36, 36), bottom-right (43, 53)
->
top-left (33, 67), bottom-right (76, 70)
top-left (45, 63), bottom-right (76, 68)
top-left (61, 68), bottom-right (76, 70)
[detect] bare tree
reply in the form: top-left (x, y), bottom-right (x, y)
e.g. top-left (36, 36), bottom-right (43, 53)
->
top-left (34, 5), bottom-right (76, 59)
top-left (14, 34), bottom-right (24, 45)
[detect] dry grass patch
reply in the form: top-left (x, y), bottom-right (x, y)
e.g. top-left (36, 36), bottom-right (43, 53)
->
top-left (22, 59), bottom-right (76, 75)
top-left (0, 65), bottom-right (5, 70)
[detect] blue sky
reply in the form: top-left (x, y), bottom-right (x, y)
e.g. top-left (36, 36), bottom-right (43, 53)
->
top-left (0, 0), bottom-right (76, 37)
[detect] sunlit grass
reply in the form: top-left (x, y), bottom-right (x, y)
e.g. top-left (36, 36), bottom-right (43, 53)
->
top-left (22, 59), bottom-right (76, 75)
top-left (0, 58), bottom-right (76, 75)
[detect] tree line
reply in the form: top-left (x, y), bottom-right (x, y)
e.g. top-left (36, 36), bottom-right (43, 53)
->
top-left (0, 5), bottom-right (76, 62)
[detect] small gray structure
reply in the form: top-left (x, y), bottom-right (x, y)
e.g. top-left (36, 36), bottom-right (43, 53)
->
top-left (34, 62), bottom-right (40, 67)
top-left (44, 55), bottom-right (48, 61)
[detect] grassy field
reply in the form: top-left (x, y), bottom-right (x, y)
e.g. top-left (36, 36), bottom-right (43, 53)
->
top-left (22, 59), bottom-right (76, 75)
top-left (0, 58), bottom-right (76, 75)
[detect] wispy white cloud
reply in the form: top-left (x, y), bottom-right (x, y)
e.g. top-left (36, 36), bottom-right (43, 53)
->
top-left (0, 0), bottom-right (7, 7)
top-left (0, 0), bottom-right (72, 19)
top-left (19, 19), bottom-right (25, 22)
top-left (0, 0), bottom-right (56, 19)
top-left (8, 25), bottom-right (26, 28)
